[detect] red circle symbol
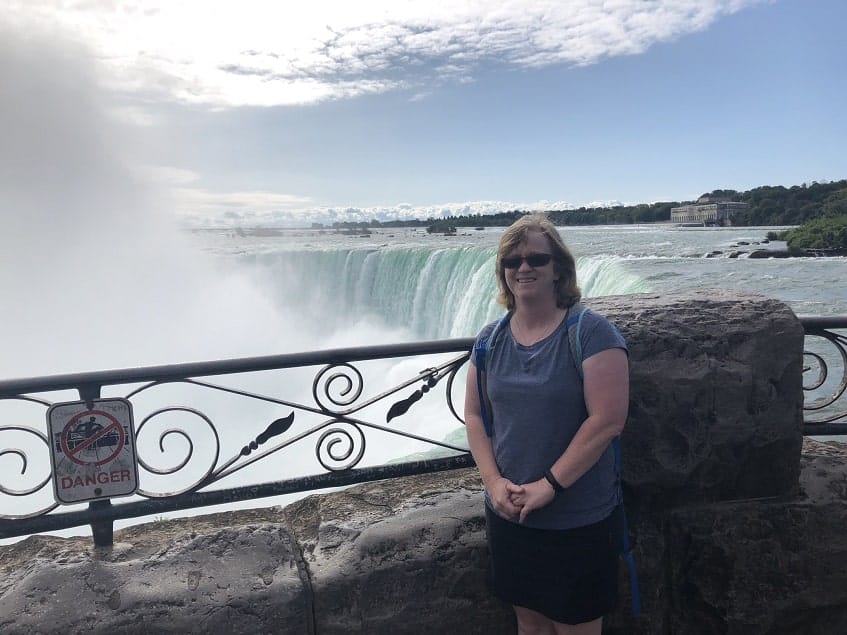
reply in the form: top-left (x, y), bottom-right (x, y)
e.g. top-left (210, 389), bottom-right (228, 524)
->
top-left (59, 410), bottom-right (125, 466)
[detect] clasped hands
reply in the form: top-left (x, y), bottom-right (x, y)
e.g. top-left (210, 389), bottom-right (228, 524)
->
top-left (488, 475), bottom-right (556, 523)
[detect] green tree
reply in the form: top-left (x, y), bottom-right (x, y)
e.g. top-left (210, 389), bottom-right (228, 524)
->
top-left (783, 215), bottom-right (847, 251)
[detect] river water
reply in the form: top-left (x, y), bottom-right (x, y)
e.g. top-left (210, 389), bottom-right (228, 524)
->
top-left (193, 223), bottom-right (847, 343)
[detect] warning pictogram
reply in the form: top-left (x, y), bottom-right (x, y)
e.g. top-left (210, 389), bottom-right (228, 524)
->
top-left (47, 398), bottom-right (139, 504)
top-left (59, 411), bottom-right (125, 466)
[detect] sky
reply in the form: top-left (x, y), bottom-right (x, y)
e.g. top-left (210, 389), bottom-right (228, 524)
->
top-left (2, 0), bottom-right (846, 227)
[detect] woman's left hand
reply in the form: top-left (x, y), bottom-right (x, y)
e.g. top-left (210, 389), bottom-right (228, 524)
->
top-left (507, 479), bottom-right (556, 523)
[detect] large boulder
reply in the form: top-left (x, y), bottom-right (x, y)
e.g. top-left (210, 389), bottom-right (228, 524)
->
top-left (588, 290), bottom-right (804, 509)
top-left (593, 290), bottom-right (806, 633)
top-left (663, 438), bottom-right (847, 635)
top-left (0, 508), bottom-right (312, 634)
top-left (279, 470), bottom-right (510, 634)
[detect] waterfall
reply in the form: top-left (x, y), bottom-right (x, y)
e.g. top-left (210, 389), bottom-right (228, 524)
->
top-left (243, 247), bottom-right (651, 341)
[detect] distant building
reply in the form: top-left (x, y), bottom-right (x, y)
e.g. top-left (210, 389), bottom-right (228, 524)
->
top-left (671, 198), bottom-right (749, 226)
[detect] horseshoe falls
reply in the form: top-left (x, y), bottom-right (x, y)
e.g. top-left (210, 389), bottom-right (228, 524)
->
top-left (195, 222), bottom-right (846, 348)
top-left (226, 240), bottom-right (651, 343)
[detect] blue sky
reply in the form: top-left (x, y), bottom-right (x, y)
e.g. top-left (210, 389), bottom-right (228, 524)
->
top-left (2, 0), bottom-right (846, 226)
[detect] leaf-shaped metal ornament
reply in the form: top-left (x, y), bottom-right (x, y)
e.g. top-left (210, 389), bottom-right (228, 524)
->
top-left (240, 412), bottom-right (295, 457)
top-left (386, 389), bottom-right (423, 423)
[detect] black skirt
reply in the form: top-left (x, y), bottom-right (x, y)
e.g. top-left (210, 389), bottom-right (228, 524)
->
top-left (485, 504), bottom-right (621, 625)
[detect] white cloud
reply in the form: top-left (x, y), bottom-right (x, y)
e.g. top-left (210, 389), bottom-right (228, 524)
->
top-left (173, 187), bottom-right (317, 226)
top-left (172, 190), bottom-right (590, 227)
top-left (167, 186), bottom-right (663, 226)
top-left (4, 0), bottom-right (767, 107)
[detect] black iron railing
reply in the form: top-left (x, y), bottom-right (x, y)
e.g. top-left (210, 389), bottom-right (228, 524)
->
top-left (1, 317), bottom-right (846, 545)
top-left (0, 339), bottom-right (476, 545)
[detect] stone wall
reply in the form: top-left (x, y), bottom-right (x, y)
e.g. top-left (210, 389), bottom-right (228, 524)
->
top-left (2, 290), bottom-right (841, 634)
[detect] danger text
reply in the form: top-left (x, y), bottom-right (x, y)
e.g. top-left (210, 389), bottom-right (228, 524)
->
top-left (60, 470), bottom-right (132, 489)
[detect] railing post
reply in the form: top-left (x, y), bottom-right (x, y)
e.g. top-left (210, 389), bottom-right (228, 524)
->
top-left (78, 383), bottom-right (114, 546)
top-left (89, 499), bottom-right (114, 546)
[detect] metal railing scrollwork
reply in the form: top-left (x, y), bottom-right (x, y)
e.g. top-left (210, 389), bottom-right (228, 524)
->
top-left (799, 316), bottom-right (847, 435)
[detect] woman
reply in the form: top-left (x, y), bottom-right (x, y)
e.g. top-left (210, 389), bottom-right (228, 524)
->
top-left (465, 214), bottom-right (629, 635)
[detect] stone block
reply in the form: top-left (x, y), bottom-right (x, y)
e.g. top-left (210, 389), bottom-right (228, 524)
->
top-left (282, 469), bottom-right (514, 634)
top-left (665, 451), bottom-right (847, 635)
top-left (0, 510), bottom-right (310, 634)
top-left (588, 290), bottom-right (804, 509)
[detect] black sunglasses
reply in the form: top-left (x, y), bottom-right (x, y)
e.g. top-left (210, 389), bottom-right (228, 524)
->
top-left (500, 253), bottom-right (554, 269)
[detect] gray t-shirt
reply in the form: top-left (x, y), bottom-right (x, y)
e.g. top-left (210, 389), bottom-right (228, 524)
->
top-left (472, 307), bottom-right (627, 529)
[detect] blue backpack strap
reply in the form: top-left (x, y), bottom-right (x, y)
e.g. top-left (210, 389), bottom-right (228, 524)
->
top-left (565, 303), bottom-right (586, 380)
top-left (567, 304), bottom-right (640, 618)
top-left (613, 437), bottom-right (641, 617)
top-left (474, 313), bottom-right (511, 437)
top-left (473, 340), bottom-right (492, 437)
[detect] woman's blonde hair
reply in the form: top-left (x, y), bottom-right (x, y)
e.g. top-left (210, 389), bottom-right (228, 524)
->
top-left (495, 213), bottom-right (581, 310)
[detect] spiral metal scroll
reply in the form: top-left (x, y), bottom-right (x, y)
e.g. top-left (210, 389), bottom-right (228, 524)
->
top-left (134, 407), bottom-right (221, 497)
top-left (0, 425), bottom-right (59, 519)
top-left (313, 363), bottom-right (364, 414)
top-left (803, 330), bottom-right (847, 423)
top-left (315, 421), bottom-right (366, 471)
top-left (0, 425), bottom-right (52, 497)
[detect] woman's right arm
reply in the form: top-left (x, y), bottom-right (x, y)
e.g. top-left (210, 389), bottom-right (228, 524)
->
top-left (464, 361), bottom-right (523, 519)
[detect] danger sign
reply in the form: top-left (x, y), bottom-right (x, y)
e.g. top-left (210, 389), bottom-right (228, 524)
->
top-left (47, 398), bottom-right (139, 504)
